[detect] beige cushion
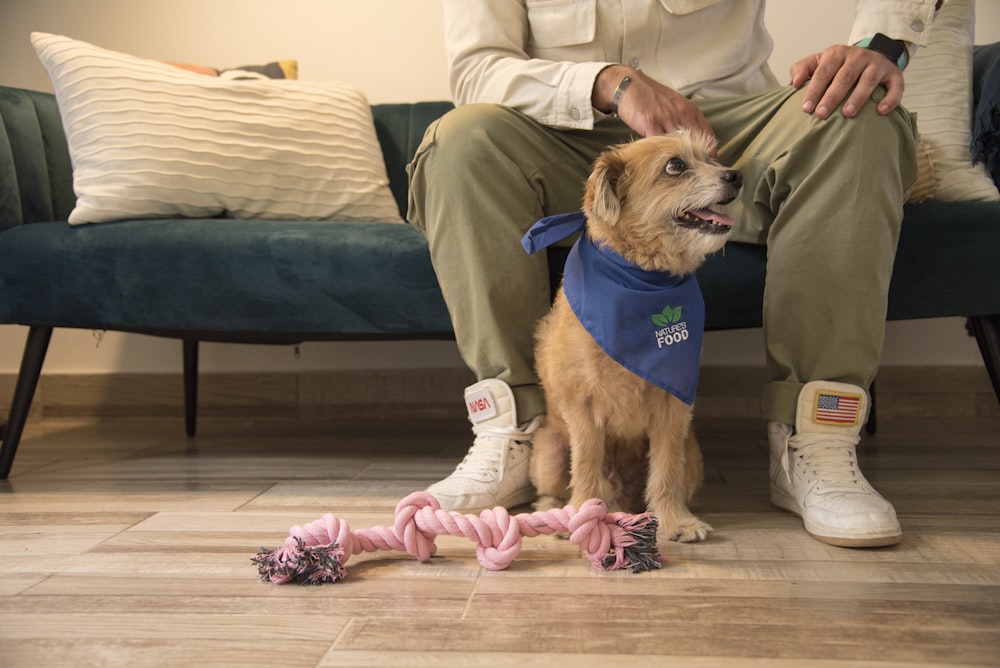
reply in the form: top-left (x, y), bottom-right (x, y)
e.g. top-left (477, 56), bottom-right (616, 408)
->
top-left (907, 138), bottom-right (937, 204)
top-left (903, 0), bottom-right (999, 202)
top-left (31, 32), bottom-right (403, 225)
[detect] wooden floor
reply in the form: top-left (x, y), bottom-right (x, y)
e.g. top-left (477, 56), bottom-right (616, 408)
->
top-left (0, 413), bottom-right (998, 667)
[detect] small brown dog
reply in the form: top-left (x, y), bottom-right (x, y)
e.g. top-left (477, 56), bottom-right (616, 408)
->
top-left (529, 131), bottom-right (741, 542)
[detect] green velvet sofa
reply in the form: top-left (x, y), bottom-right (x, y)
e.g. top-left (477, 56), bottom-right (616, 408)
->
top-left (2, 54), bottom-right (999, 477)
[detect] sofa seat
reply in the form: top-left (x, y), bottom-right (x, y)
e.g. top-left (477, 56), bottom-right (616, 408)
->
top-left (7, 198), bottom-right (995, 350)
top-left (0, 218), bottom-right (453, 341)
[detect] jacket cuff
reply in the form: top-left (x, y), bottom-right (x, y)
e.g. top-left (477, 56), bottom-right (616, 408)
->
top-left (551, 61), bottom-right (616, 130)
top-left (849, 1), bottom-right (937, 49)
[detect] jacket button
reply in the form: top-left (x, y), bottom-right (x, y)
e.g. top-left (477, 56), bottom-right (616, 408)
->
top-left (911, 19), bottom-right (925, 32)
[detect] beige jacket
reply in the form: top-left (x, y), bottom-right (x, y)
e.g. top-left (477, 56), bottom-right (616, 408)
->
top-left (445, 0), bottom-right (938, 129)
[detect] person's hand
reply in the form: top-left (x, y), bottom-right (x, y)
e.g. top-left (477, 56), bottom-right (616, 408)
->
top-left (790, 44), bottom-right (905, 119)
top-left (593, 66), bottom-right (716, 145)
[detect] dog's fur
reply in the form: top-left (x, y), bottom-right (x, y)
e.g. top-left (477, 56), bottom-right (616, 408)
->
top-left (530, 131), bottom-right (742, 542)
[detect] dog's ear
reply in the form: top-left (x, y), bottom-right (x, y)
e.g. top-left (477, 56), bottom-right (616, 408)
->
top-left (585, 150), bottom-right (627, 226)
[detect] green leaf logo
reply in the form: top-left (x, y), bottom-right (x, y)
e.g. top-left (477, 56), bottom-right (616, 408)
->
top-left (652, 305), bottom-right (682, 327)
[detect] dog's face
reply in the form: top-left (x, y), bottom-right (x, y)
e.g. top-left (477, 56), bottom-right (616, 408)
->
top-left (583, 131), bottom-right (742, 275)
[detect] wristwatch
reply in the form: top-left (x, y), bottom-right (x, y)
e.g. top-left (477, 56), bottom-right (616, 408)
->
top-left (855, 33), bottom-right (909, 71)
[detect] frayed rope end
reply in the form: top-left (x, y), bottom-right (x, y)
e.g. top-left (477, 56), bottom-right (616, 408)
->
top-left (252, 537), bottom-right (348, 585)
top-left (601, 513), bottom-right (663, 573)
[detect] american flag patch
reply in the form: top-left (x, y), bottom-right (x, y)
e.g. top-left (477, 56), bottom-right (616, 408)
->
top-left (814, 391), bottom-right (861, 425)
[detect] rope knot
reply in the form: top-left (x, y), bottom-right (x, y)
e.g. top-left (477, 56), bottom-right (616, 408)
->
top-left (567, 499), bottom-right (614, 567)
top-left (393, 491), bottom-right (440, 561)
top-left (475, 507), bottom-right (523, 570)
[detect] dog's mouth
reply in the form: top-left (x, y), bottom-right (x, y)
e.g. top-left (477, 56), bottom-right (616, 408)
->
top-left (674, 208), bottom-right (735, 235)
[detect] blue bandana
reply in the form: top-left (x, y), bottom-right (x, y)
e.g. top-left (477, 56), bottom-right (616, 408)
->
top-left (522, 212), bottom-right (704, 405)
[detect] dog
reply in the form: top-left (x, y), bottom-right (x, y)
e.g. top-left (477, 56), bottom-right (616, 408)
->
top-left (527, 131), bottom-right (742, 543)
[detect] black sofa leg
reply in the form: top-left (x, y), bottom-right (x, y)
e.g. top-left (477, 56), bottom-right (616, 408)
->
top-left (866, 380), bottom-right (877, 436)
top-left (968, 315), bottom-right (1000, 405)
top-left (183, 339), bottom-right (199, 437)
top-left (0, 326), bottom-right (53, 479)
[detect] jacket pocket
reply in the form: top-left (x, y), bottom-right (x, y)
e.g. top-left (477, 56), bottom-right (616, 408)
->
top-left (527, 0), bottom-right (596, 48)
top-left (659, 0), bottom-right (727, 15)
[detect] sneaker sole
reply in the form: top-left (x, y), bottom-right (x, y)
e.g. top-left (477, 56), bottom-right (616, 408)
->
top-left (430, 488), bottom-right (538, 514)
top-left (770, 490), bottom-right (902, 549)
top-left (809, 531), bottom-right (902, 549)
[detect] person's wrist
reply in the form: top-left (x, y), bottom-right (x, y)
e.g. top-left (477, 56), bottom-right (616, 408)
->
top-left (593, 65), bottom-right (634, 114)
top-left (855, 33), bottom-right (909, 71)
top-left (609, 75), bottom-right (634, 118)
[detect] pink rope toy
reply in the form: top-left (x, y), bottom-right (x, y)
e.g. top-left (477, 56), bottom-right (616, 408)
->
top-left (253, 491), bottom-right (662, 585)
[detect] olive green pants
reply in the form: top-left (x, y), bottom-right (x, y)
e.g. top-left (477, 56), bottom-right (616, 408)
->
top-left (407, 86), bottom-right (918, 425)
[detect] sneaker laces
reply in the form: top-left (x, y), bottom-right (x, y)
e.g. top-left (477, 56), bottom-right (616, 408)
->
top-left (451, 417), bottom-right (541, 483)
top-left (786, 431), bottom-right (871, 494)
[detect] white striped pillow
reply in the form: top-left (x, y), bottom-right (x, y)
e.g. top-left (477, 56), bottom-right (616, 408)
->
top-left (31, 32), bottom-right (404, 224)
top-left (902, 0), bottom-right (998, 202)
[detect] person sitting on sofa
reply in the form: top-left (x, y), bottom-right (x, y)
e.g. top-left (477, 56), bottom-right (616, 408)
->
top-left (407, 0), bottom-right (941, 548)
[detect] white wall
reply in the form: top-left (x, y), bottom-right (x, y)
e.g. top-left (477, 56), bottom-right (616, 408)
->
top-left (1, 0), bottom-right (998, 374)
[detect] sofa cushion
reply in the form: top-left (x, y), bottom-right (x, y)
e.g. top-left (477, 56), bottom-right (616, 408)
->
top-left (0, 219), bottom-right (451, 337)
top-left (31, 32), bottom-right (403, 225)
top-left (697, 202), bottom-right (1000, 327)
top-left (903, 0), bottom-right (999, 202)
top-left (887, 200), bottom-right (1000, 320)
top-left (542, 199), bottom-right (1000, 331)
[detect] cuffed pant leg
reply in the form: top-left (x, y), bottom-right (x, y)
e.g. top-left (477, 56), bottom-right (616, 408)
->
top-left (407, 104), bottom-right (634, 422)
top-left (699, 87), bottom-right (919, 425)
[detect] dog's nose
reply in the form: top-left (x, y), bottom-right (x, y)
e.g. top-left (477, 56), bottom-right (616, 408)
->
top-left (722, 170), bottom-right (743, 189)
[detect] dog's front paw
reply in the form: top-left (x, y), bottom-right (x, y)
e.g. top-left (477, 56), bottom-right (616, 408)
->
top-left (533, 495), bottom-right (565, 513)
top-left (664, 517), bottom-right (713, 543)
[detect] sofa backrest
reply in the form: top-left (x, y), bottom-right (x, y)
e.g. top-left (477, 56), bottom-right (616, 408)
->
top-left (0, 86), bottom-right (75, 231)
top-left (372, 101), bottom-right (454, 219)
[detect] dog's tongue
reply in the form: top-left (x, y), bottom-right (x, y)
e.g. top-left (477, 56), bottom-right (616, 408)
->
top-left (689, 209), bottom-right (735, 227)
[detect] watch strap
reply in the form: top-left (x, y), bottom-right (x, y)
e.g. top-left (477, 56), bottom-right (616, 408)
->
top-left (855, 33), bottom-right (909, 71)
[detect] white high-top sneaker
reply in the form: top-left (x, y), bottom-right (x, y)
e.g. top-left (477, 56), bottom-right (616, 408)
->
top-left (425, 379), bottom-right (540, 513)
top-left (769, 380), bottom-right (901, 548)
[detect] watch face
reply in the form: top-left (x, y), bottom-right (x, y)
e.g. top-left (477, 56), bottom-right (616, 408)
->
top-left (861, 33), bottom-right (908, 70)
top-left (869, 33), bottom-right (906, 64)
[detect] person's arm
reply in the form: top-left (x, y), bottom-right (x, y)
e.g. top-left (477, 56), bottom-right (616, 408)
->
top-left (444, 0), bottom-right (609, 129)
top-left (444, 0), bottom-right (714, 139)
top-left (592, 65), bottom-right (717, 141)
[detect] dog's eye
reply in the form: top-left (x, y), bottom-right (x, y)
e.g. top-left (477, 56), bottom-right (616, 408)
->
top-left (665, 158), bottom-right (687, 176)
